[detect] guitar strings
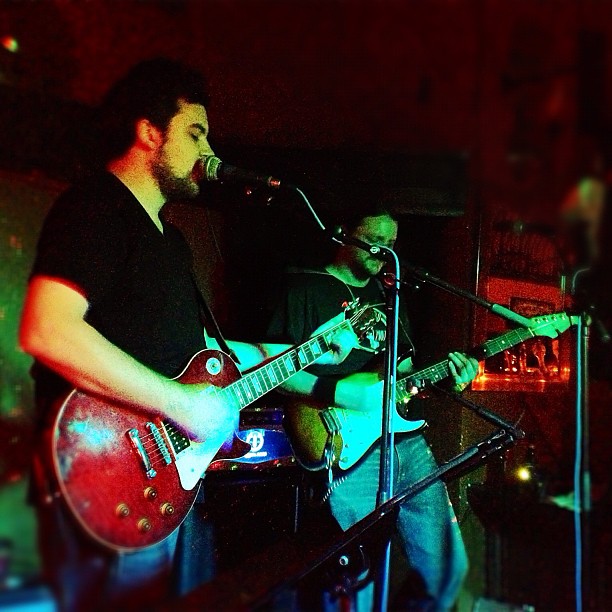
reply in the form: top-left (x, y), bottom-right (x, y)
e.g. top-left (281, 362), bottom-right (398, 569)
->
top-left (127, 308), bottom-right (372, 470)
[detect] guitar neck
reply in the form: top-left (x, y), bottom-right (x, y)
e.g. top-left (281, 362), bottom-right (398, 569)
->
top-left (218, 320), bottom-right (350, 411)
top-left (163, 310), bottom-right (367, 456)
top-left (396, 326), bottom-right (536, 403)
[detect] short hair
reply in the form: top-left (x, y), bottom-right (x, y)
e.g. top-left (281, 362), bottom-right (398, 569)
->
top-left (340, 199), bottom-right (398, 233)
top-left (96, 57), bottom-right (210, 162)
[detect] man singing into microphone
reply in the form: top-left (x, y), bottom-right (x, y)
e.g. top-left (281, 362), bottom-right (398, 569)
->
top-left (19, 57), bottom-right (357, 611)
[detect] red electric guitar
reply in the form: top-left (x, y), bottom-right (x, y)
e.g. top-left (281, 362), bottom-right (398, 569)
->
top-left (49, 302), bottom-right (378, 552)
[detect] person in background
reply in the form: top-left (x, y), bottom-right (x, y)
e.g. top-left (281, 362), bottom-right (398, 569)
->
top-left (267, 203), bottom-right (479, 611)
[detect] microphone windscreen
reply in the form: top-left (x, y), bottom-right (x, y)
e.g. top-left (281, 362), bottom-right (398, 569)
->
top-left (203, 156), bottom-right (223, 181)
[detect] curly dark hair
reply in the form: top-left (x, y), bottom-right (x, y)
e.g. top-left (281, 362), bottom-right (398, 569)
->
top-left (96, 57), bottom-right (210, 163)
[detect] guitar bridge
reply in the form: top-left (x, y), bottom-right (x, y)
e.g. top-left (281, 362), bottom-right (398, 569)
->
top-left (127, 422), bottom-right (172, 478)
top-left (127, 428), bottom-right (157, 478)
top-left (147, 422), bottom-right (172, 465)
top-left (319, 409), bottom-right (342, 474)
top-left (320, 409), bottom-right (342, 436)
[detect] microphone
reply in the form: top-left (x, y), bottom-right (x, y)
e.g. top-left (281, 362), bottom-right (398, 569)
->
top-left (203, 155), bottom-right (285, 190)
top-left (331, 226), bottom-right (391, 261)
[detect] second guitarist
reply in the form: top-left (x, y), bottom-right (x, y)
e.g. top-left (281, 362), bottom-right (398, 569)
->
top-left (267, 204), bottom-right (479, 611)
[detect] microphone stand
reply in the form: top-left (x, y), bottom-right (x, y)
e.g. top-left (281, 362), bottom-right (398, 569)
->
top-left (161, 425), bottom-right (522, 612)
top-left (569, 268), bottom-right (592, 612)
top-left (322, 224), bottom-right (536, 610)
top-left (287, 184), bottom-right (404, 608)
top-left (374, 249), bottom-right (400, 612)
top-left (330, 227), bottom-right (400, 612)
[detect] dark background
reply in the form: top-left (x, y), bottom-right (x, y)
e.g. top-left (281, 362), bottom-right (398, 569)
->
top-left (0, 1), bottom-right (610, 610)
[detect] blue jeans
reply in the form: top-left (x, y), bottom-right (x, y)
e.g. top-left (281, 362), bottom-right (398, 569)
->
top-left (327, 433), bottom-right (468, 611)
top-left (35, 494), bottom-right (180, 611)
top-left (35, 495), bottom-right (218, 611)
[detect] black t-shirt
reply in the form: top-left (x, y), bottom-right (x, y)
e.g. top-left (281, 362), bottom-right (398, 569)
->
top-left (267, 268), bottom-right (414, 379)
top-left (30, 172), bottom-right (206, 407)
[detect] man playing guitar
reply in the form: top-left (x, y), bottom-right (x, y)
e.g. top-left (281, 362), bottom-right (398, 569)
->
top-left (19, 57), bottom-right (358, 611)
top-left (267, 203), bottom-right (479, 611)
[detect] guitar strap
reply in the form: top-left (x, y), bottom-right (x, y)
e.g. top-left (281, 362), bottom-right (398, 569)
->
top-left (191, 271), bottom-right (240, 364)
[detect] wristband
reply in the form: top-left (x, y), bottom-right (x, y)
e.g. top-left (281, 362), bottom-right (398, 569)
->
top-left (313, 377), bottom-right (338, 405)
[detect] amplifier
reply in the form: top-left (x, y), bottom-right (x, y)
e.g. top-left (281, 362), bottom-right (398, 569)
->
top-left (207, 405), bottom-right (297, 472)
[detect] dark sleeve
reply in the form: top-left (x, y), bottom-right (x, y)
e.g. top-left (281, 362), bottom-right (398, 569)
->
top-left (31, 187), bottom-right (127, 304)
top-left (397, 296), bottom-right (416, 362)
top-left (266, 277), bottom-right (313, 345)
top-left (267, 271), bottom-right (370, 379)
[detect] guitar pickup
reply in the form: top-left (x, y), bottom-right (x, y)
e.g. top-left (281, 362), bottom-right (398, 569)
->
top-left (163, 423), bottom-right (191, 454)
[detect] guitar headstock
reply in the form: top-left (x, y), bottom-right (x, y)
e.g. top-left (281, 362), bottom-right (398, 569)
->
top-left (527, 312), bottom-right (578, 338)
top-left (344, 299), bottom-right (384, 341)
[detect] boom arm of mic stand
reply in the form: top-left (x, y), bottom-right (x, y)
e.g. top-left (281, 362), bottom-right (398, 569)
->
top-left (158, 427), bottom-right (520, 612)
top-left (400, 261), bottom-right (533, 328)
top-left (432, 383), bottom-right (525, 441)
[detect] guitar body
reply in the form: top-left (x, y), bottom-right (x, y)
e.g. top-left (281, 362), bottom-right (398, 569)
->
top-left (283, 401), bottom-right (343, 470)
top-left (51, 349), bottom-right (249, 552)
top-left (283, 401), bottom-right (425, 471)
top-left (47, 304), bottom-right (382, 551)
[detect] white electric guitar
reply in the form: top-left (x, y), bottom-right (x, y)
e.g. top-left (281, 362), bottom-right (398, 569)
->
top-left (283, 312), bottom-right (577, 471)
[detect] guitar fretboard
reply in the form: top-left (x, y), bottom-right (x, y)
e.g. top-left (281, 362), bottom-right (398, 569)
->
top-left (163, 315), bottom-right (360, 454)
top-left (395, 326), bottom-right (537, 404)
top-left (217, 325), bottom-right (346, 409)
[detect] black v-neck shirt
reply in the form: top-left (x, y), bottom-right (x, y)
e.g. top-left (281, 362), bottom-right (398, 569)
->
top-left (30, 172), bottom-right (205, 406)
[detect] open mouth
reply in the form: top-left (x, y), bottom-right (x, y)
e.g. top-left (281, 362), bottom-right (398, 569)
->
top-left (191, 159), bottom-right (205, 183)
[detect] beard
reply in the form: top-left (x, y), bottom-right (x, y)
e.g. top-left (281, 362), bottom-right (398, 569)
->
top-left (355, 255), bottom-right (384, 281)
top-left (151, 148), bottom-right (199, 202)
